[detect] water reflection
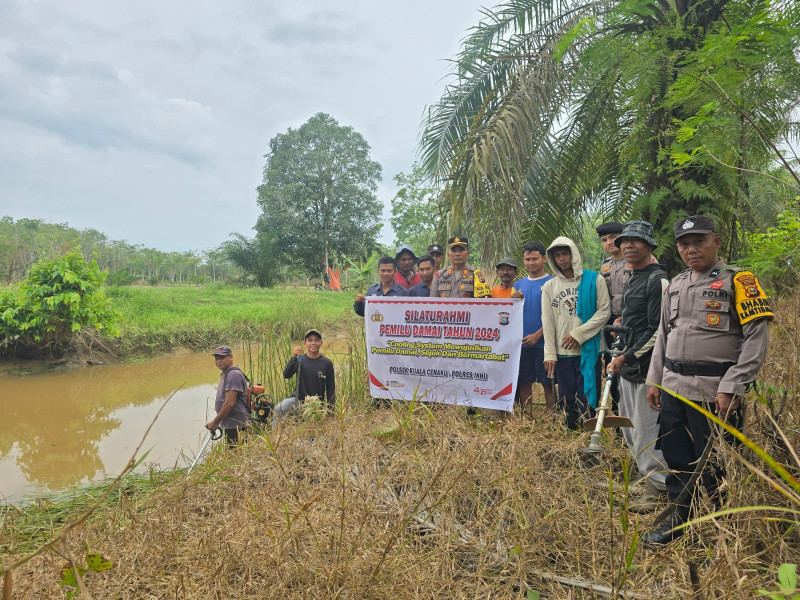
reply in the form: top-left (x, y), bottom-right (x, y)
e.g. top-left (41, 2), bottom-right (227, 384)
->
top-left (0, 352), bottom-right (220, 502)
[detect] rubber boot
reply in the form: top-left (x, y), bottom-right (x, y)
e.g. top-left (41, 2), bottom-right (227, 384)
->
top-left (642, 504), bottom-right (690, 546)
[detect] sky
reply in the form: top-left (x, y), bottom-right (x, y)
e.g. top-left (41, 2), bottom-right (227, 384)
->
top-left (0, 0), bottom-right (491, 252)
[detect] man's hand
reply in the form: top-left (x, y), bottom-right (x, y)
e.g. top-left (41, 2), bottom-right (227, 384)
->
top-left (522, 330), bottom-right (543, 346)
top-left (544, 360), bottom-right (557, 378)
top-left (354, 293), bottom-right (365, 304)
top-left (646, 386), bottom-right (661, 411)
top-left (606, 355), bottom-right (626, 375)
top-left (205, 420), bottom-right (219, 431)
top-left (561, 334), bottom-right (580, 350)
top-left (715, 392), bottom-right (740, 416)
top-left (511, 289), bottom-right (524, 299)
top-left (291, 346), bottom-right (303, 358)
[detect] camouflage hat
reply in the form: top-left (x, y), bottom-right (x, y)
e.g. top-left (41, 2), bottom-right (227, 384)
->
top-left (212, 345), bottom-right (233, 356)
top-left (615, 220), bottom-right (658, 249)
top-left (674, 215), bottom-right (715, 240)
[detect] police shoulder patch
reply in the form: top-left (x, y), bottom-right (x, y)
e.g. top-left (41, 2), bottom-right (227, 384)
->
top-left (733, 270), bottom-right (774, 324)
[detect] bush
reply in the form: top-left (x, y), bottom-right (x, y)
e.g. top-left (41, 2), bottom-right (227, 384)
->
top-left (0, 248), bottom-right (120, 355)
top-left (105, 269), bottom-right (136, 287)
top-left (739, 205), bottom-right (800, 296)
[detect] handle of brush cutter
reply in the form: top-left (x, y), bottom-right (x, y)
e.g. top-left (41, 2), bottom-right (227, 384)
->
top-left (205, 427), bottom-right (222, 440)
top-left (602, 325), bottom-right (634, 355)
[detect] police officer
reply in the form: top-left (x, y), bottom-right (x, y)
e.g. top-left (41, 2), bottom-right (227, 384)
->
top-left (429, 236), bottom-right (490, 298)
top-left (643, 215), bottom-right (773, 545)
top-left (596, 221), bottom-right (627, 321)
top-left (597, 222), bottom-right (627, 413)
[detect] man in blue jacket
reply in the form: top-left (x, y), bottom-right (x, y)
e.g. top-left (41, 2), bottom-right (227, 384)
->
top-left (353, 256), bottom-right (407, 317)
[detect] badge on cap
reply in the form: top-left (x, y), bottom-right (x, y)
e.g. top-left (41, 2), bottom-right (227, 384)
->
top-left (706, 314), bottom-right (720, 326)
top-left (710, 280), bottom-right (724, 289)
top-left (683, 220), bottom-right (694, 230)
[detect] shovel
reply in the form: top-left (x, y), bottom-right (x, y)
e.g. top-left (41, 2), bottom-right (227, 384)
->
top-left (580, 325), bottom-right (634, 455)
top-left (188, 427), bottom-right (221, 473)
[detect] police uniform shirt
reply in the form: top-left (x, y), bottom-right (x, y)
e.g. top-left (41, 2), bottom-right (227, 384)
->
top-left (429, 264), bottom-right (484, 298)
top-left (647, 257), bottom-right (772, 401)
top-left (601, 256), bottom-right (629, 318)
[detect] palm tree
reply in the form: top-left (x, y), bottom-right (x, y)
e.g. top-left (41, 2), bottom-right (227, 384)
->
top-left (421, 0), bottom-right (800, 272)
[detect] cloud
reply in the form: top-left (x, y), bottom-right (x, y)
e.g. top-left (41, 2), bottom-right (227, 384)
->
top-left (0, 43), bottom-right (214, 167)
top-left (265, 9), bottom-right (366, 46)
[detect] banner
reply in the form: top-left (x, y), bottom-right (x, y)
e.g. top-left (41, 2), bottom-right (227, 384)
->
top-left (365, 297), bottom-right (523, 411)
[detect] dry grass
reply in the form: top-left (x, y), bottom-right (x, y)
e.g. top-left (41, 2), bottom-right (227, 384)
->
top-left (2, 298), bottom-right (800, 599)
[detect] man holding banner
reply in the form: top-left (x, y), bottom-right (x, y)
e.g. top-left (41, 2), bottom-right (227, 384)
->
top-left (354, 256), bottom-right (408, 317)
top-left (429, 237), bottom-right (491, 299)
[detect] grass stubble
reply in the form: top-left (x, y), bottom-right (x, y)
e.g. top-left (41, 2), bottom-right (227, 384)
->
top-left (2, 299), bottom-right (799, 598)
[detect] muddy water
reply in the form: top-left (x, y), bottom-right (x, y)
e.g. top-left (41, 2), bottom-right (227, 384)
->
top-left (0, 352), bottom-right (227, 503)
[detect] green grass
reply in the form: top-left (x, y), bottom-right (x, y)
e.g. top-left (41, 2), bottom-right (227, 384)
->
top-left (104, 284), bottom-right (357, 356)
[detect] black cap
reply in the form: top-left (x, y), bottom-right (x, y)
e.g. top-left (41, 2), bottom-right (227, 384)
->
top-left (427, 243), bottom-right (443, 255)
top-left (595, 222), bottom-right (624, 236)
top-left (212, 346), bottom-right (233, 356)
top-left (673, 215), bottom-right (715, 240)
top-left (448, 236), bottom-right (468, 248)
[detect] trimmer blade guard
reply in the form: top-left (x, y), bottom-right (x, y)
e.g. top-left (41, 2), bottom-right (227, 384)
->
top-left (582, 415), bottom-right (634, 432)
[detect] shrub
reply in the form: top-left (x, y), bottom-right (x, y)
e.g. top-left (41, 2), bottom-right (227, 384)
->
top-left (739, 206), bottom-right (800, 296)
top-left (0, 248), bottom-right (120, 355)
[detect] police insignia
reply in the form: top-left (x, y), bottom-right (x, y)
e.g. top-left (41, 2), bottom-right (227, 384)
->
top-left (706, 313), bottom-right (720, 326)
top-left (733, 271), bottom-right (774, 324)
top-left (473, 269), bottom-right (491, 297)
top-left (683, 220), bottom-right (694, 229)
top-left (603, 266), bottom-right (611, 272)
top-left (705, 300), bottom-right (721, 310)
top-left (710, 280), bottom-right (724, 289)
top-left (498, 312), bottom-right (510, 325)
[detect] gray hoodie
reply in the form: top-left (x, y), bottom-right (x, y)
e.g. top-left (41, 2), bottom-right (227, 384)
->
top-left (541, 236), bottom-right (611, 362)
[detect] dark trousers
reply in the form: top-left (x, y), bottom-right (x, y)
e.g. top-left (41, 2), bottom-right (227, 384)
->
top-left (223, 428), bottom-right (247, 448)
top-left (658, 390), bottom-right (743, 510)
top-left (554, 356), bottom-right (600, 430)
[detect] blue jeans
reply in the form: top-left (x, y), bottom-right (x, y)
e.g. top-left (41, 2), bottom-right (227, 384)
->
top-left (273, 396), bottom-right (301, 427)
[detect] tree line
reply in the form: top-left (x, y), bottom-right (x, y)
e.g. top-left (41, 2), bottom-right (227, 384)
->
top-left (0, 217), bottom-right (238, 286)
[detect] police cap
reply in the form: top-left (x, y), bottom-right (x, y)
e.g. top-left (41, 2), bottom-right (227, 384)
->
top-left (674, 215), bottom-right (716, 240)
top-left (595, 222), bottom-right (624, 236)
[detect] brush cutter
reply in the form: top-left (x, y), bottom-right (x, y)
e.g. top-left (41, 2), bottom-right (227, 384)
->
top-left (580, 325), bottom-right (634, 455)
top-left (188, 427), bottom-right (221, 473)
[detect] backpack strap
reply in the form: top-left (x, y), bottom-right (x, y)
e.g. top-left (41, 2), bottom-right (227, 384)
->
top-left (222, 367), bottom-right (251, 412)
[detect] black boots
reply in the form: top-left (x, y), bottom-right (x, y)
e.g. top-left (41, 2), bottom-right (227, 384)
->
top-left (642, 505), bottom-right (690, 546)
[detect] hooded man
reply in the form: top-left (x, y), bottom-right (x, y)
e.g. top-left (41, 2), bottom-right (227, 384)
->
top-left (541, 237), bottom-right (611, 429)
top-left (394, 245), bottom-right (422, 289)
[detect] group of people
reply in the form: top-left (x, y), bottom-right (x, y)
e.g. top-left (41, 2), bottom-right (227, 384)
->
top-left (349, 214), bottom-right (773, 545)
top-left (207, 213), bottom-right (772, 547)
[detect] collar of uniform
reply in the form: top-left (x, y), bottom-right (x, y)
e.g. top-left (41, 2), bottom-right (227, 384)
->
top-left (698, 257), bottom-right (727, 279)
